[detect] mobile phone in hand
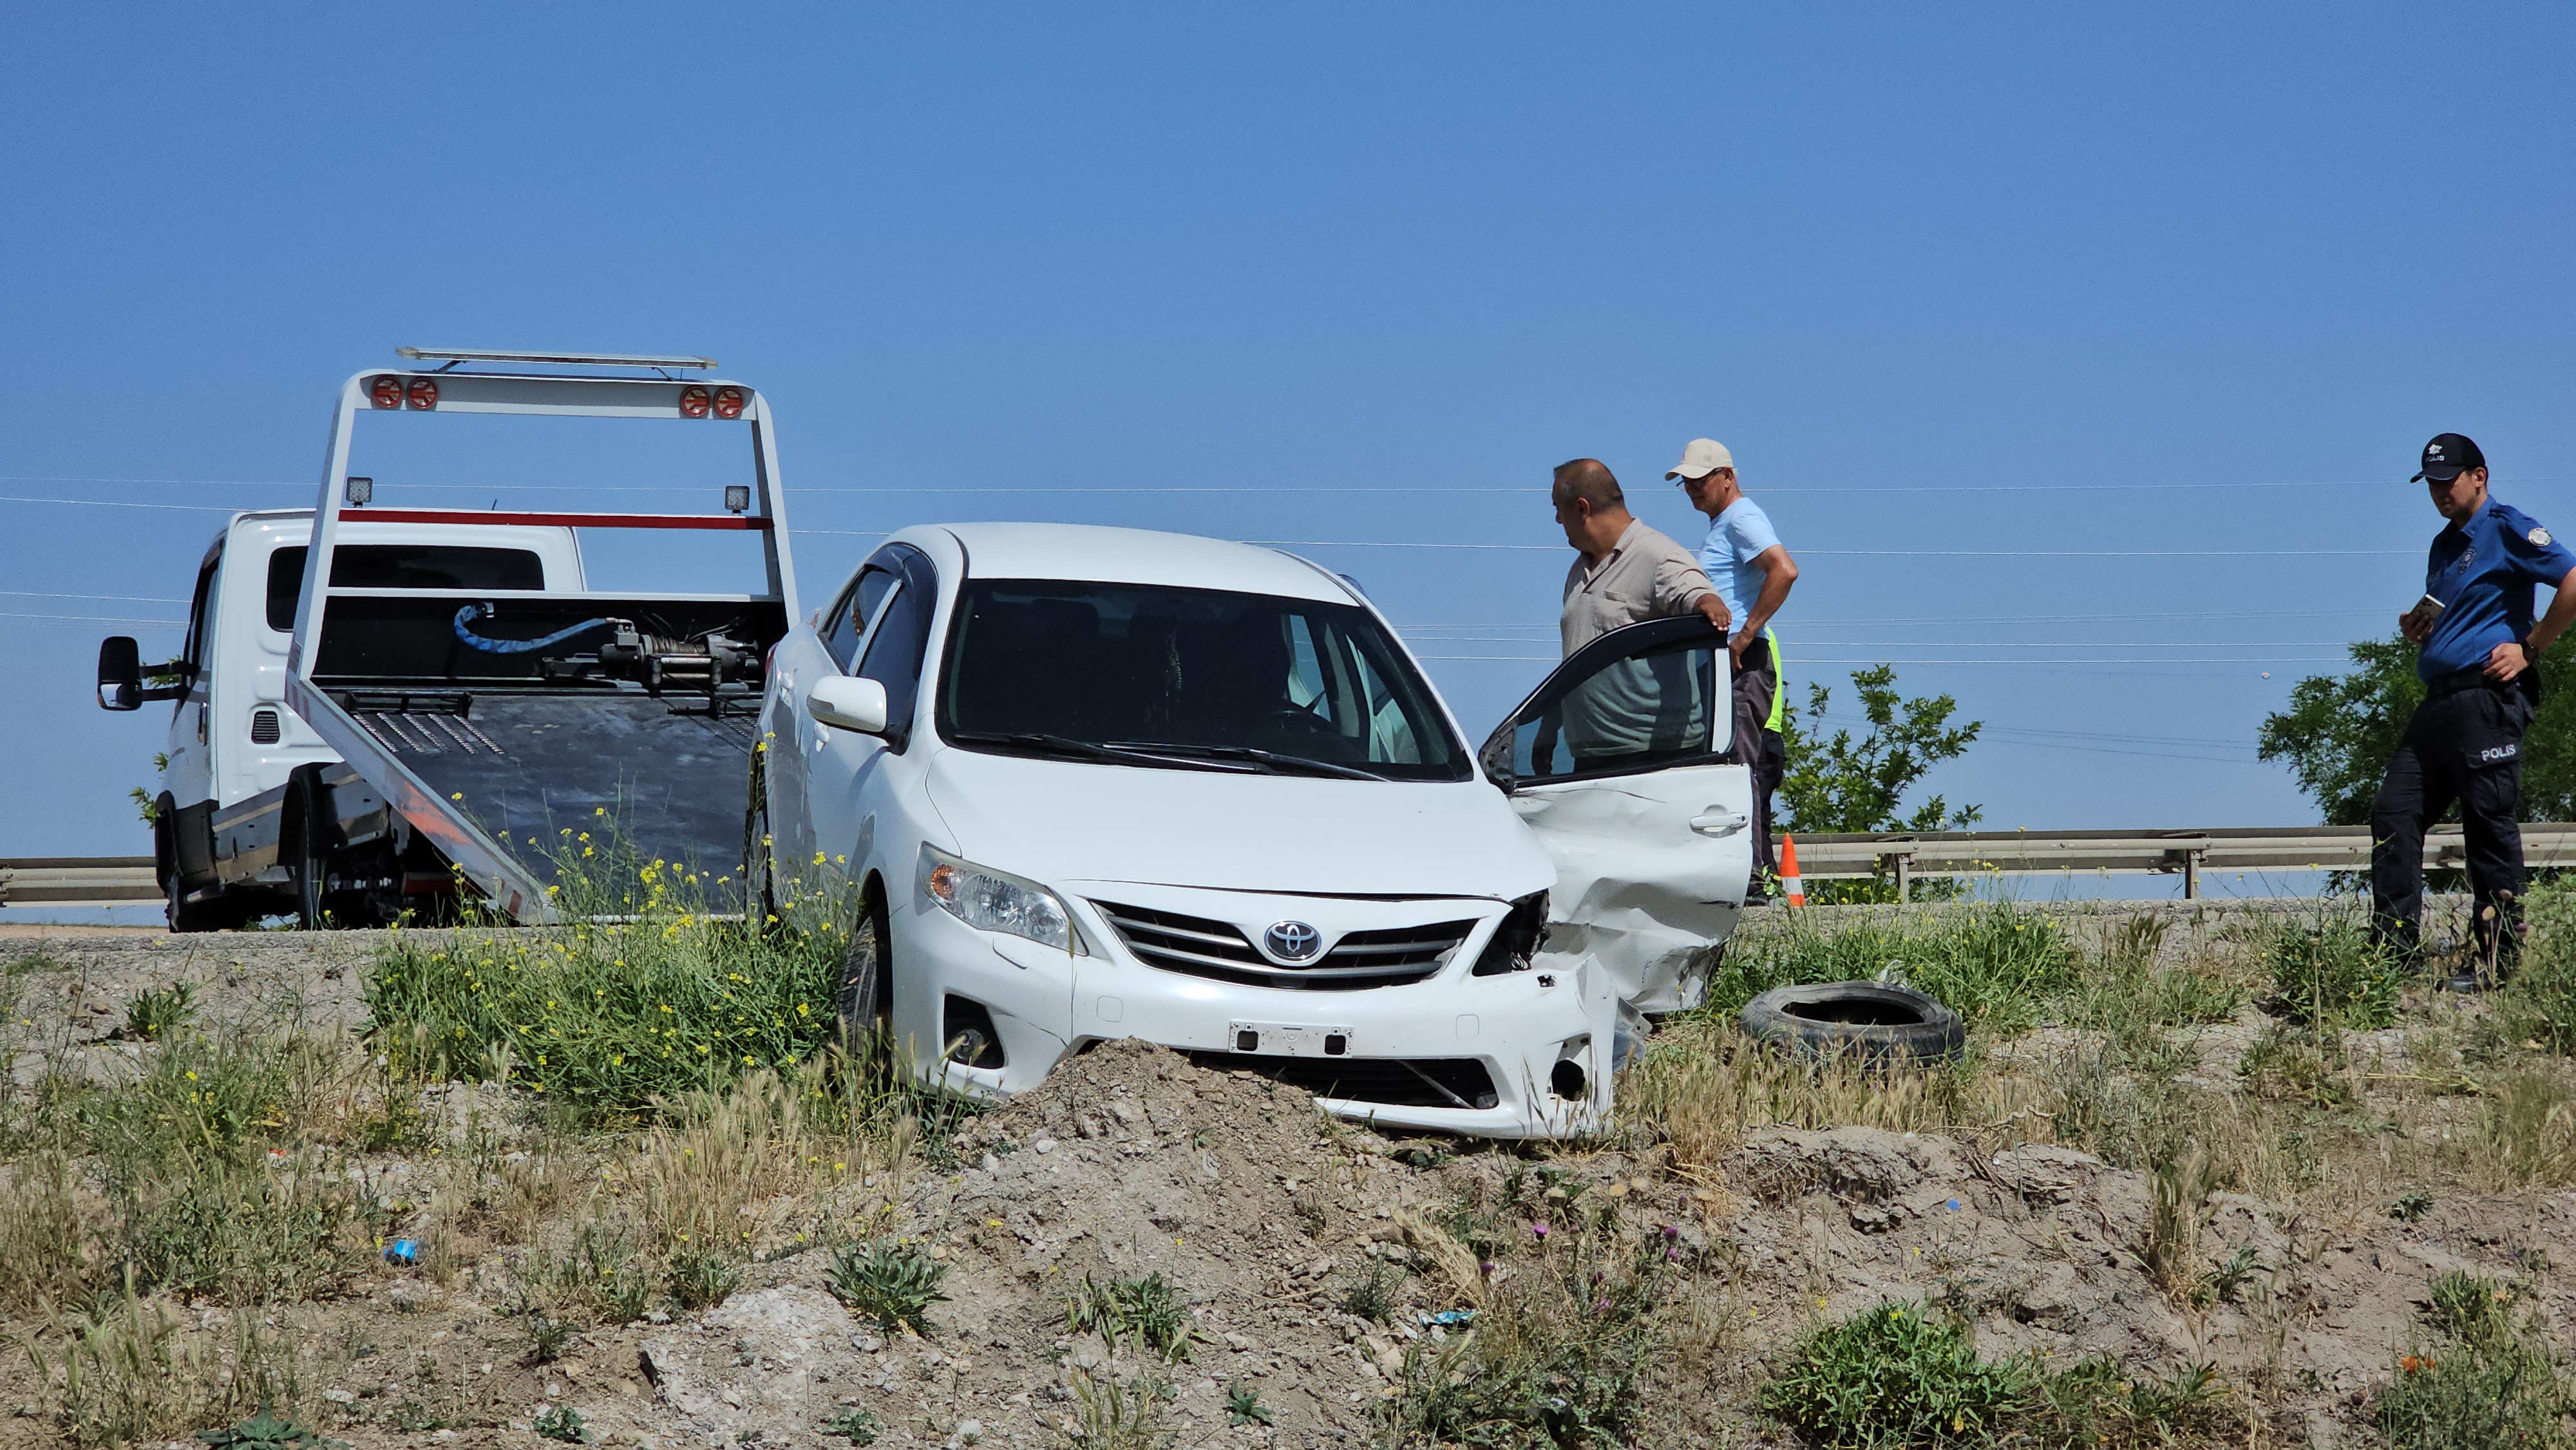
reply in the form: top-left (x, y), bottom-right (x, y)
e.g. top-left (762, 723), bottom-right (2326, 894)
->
top-left (2412, 593), bottom-right (2445, 621)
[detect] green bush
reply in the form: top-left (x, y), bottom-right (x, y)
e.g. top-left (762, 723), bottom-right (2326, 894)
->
top-left (1709, 905), bottom-right (2078, 1035)
top-left (1765, 1303), bottom-right (2032, 1447)
top-left (366, 853), bottom-right (842, 1120)
top-left (1766, 1303), bottom-right (2237, 1449)
top-left (825, 1238), bottom-right (949, 1334)
top-left (2266, 911), bottom-right (2403, 1028)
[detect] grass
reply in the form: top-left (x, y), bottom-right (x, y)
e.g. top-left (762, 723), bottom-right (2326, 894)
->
top-left (826, 1237), bottom-right (950, 1333)
top-left (1707, 903), bottom-right (2080, 1035)
top-left (1066, 1370), bottom-right (1172, 1450)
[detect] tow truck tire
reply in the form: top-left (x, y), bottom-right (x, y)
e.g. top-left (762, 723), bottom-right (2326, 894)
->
top-left (835, 888), bottom-right (893, 1068)
top-left (290, 771), bottom-right (328, 931)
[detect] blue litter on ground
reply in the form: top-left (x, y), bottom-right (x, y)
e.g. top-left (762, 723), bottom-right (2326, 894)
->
top-left (1944, 1198), bottom-right (1962, 1212)
top-left (1423, 1310), bottom-right (1475, 1327)
top-left (384, 1239), bottom-right (420, 1265)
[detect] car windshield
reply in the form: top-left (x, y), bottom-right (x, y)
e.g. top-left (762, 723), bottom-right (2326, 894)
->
top-left (937, 579), bottom-right (1470, 782)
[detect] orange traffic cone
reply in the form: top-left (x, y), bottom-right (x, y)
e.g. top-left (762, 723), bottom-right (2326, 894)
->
top-left (1778, 834), bottom-right (1807, 908)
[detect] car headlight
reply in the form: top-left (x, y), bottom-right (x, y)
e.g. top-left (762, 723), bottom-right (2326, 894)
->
top-left (917, 844), bottom-right (1081, 954)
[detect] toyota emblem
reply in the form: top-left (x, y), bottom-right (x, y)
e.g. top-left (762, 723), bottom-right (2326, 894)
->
top-left (1264, 921), bottom-right (1323, 962)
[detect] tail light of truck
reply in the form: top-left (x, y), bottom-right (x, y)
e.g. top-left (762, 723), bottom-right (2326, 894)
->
top-left (369, 376), bottom-right (404, 410)
top-left (679, 386), bottom-right (712, 419)
top-left (712, 386), bottom-right (747, 419)
top-left (405, 378), bottom-right (440, 410)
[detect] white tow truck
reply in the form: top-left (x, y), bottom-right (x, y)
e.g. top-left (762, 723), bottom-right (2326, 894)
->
top-left (97, 348), bottom-right (800, 929)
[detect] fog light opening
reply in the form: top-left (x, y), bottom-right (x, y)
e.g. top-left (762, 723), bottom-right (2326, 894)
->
top-left (1549, 1058), bottom-right (1587, 1102)
top-left (940, 995), bottom-right (1006, 1070)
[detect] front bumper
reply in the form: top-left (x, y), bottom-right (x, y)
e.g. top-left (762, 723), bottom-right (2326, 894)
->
top-left (889, 884), bottom-right (1615, 1140)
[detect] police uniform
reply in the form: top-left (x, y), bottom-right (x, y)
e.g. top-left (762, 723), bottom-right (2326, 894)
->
top-left (2370, 435), bottom-right (2576, 970)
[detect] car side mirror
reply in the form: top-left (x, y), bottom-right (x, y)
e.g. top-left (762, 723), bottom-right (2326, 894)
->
top-left (98, 636), bottom-right (144, 711)
top-left (807, 675), bottom-right (890, 735)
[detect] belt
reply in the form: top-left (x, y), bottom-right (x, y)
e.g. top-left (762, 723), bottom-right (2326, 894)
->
top-left (2427, 665), bottom-right (2530, 700)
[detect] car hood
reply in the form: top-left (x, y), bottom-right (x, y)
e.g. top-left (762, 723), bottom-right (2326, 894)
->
top-left (922, 746), bottom-right (1553, 899)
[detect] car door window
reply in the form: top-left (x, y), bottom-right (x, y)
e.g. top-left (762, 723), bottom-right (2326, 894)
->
top-left (824, 566), bottom-right (899, 672)
top-left (855, 552), bottom-right (936, 748)
top-left (1486, 621), bottom-right (1725, 785)
top-left (180, 547), bottom-right (222, 715)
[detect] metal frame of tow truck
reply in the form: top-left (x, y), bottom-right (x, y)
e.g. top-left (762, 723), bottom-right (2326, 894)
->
top-left (283, 353), bottom-right (801, 925)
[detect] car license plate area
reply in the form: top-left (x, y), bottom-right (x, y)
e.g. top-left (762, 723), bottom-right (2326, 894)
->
top-left (1229, 1021), bottom-right (1354, 1057)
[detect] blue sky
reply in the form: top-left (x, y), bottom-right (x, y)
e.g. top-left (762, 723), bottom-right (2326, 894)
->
top-left (5, 4), bottom-right (2575, 907)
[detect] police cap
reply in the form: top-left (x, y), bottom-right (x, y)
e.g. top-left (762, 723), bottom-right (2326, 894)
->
top-left (2414, 433), bottom-right (2487, 484)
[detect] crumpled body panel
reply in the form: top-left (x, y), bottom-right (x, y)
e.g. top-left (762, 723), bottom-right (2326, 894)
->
top-left (1512, 762), bottom-right (1754, 1013)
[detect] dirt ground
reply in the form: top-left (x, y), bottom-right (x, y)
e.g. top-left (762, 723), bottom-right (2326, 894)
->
top-left (3, 914), bottom-right (2573, 1450)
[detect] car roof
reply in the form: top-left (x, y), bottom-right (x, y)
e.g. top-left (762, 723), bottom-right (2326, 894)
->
top-left (930, 522), bottom-right (1356, 603)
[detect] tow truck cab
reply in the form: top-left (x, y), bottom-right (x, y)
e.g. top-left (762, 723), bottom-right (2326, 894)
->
top-left (99, 511), bottom-right (583, 928)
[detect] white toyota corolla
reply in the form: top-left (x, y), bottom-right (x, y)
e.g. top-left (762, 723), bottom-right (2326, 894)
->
top-left (752, 523), bottom-right (1754, 1138)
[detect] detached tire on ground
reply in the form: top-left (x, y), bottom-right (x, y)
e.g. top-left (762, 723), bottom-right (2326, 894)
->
top-left (1739, 981), bottom-right (1965, 1065)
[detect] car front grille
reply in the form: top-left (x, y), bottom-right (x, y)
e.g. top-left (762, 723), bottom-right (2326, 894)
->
top-left (1090, 900), bottom-right (1475, 990)
top-left (1184, 1051), bottom-right (1499, 1111)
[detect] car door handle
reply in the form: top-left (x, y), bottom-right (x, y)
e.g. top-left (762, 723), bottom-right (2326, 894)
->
top-left (1690, 809), bottom-right (1748, 838)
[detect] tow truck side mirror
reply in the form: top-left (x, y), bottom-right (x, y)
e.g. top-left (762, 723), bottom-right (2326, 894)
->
top-left (807, 676), bottom-right (890, 736)
top-left (98, 636), bottom-right (144, 711)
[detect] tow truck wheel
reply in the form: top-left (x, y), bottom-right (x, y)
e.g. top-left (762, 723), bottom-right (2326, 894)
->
top-left (835, 891), bottom-right (893, 1072)
top-left (290, 771), bottom-right (329, 930)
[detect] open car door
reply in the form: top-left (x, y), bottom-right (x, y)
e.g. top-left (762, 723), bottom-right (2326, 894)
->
top-left (1480, 616), bottom-right (1754, 1013)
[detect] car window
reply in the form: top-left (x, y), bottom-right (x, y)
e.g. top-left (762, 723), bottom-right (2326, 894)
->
top-left (179, 547), bottom-right (223, 715)
top-left (1500, 627), bottom-right (1723, 784)
top-left (855, 555), bottom-right (936, 747)
top-left (265, 544), bottom-right (546, 632)
top-left (824, 566), bottom-right (898, 672)
top-left (936, 579), bottom-right (1469, 782)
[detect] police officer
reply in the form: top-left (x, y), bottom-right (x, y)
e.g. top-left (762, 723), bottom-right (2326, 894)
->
top-left (2371, 433), bottom-right (2576, 988)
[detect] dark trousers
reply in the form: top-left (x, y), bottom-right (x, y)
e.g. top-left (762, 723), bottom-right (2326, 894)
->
top-left (2369, 671), bottom-right (2535, 966)
top-left (1729, 637), bottom-right (1784, 881)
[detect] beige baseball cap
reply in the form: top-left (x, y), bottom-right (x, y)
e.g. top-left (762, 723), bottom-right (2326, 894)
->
top-left (1665, 438), bottom-right (1734, 481)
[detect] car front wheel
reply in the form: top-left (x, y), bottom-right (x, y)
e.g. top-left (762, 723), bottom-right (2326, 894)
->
top-left (837, 894), bottom-right (893, 1063)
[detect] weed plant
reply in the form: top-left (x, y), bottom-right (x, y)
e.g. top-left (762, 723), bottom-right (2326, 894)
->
top-left (1708, 904), bottom-right (2078, 1033)
top-left (2264, 910), bottom-right (2402, 1028)
top-left (1067, 1370), bottom-right (1172, 1450)
top-left (123, 983), bottom-right (198, 1041)
top-left (665, 1247), bottom-right (741, 1310)
top-left (818, 1407), bottom-right (881, 1444)
top-left (366, 842), bottom-right (843, 1120)
top-left (2378, 1272), bottom-right (2573, 1450)
top-left (2505, 879), bottom-right (2576, 1055)
top-left (531, 1405), bottom-right (591, 1444)
top-left (2477, 1070), bottom-right (2576, 1188)
top-left (826, 1238), bottom-right (949, 1333)
top-left (196, 1402), bottom-right (339, 1450)
top-left (1066, 1272), bottom-right (1194, 1361)
top-left (1381, 1212), bottom-right (1684, 1450)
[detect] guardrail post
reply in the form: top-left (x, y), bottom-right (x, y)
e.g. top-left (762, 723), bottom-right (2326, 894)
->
top-left (2183, 849), bottom-right (2202, 900)
top-left (1893, 852), bottom-right (1913, 905)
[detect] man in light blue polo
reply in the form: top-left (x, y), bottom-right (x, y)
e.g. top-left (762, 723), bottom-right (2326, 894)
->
top-left (1670, 438), bottom-right (1799, 897)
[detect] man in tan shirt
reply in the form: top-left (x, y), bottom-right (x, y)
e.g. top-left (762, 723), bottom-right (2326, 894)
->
top-left (1553, 457), bottom-right (1728, 654)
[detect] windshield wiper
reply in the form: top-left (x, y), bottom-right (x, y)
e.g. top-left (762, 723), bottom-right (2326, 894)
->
top-left (950, 731), bottom-right (1249, 772)
top-left (1105, 740), bottom-right (1388, 782)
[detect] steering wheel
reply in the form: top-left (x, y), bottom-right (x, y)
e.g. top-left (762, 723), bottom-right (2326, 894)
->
top-left (1266, 705), bottom-right (1333, 736)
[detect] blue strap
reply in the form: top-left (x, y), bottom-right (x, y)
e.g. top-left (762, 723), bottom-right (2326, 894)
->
top-left (451, 603), bottom-right (616, 655)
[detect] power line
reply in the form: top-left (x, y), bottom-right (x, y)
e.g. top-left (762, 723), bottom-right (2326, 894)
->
top-left (1, 471), bottom-right (2535, 495)
top-left (0, 590), bottom-right (188, 603)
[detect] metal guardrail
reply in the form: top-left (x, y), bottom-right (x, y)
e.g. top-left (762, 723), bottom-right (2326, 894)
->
top-left (14, 825), bottom-right (2576, 909)
top-left (1793, 824), bottom-right (2576, 898)
top-left (0, 857), bottom-right (158, 907)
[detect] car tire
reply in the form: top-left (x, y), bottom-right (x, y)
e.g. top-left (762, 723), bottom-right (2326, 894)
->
top-left (741, 746), bottom-right (778, 930)
top-left (1738, 981), bottom-right (1964, 1065)
top-left (837, 890), bottom-right (893, 1063)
